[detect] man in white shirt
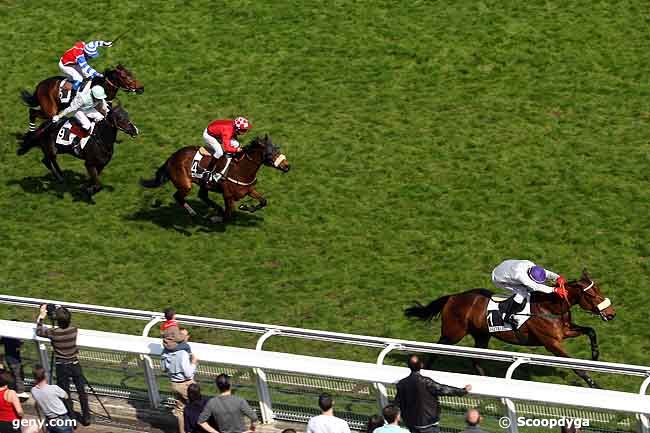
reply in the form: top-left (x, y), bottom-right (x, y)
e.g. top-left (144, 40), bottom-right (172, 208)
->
top-left (492, 259), bottom-right (567, 327)
top-left (307, 393), bottom-right (351, 433)
top-left (30, 365), bottom-right (74, 433)
top-left (373, 405), bottom-right (410, 433)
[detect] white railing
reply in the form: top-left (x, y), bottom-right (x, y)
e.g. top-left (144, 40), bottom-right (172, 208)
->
top-left (1, 319), bottom-right (650, 433)
top-left (2, 294), bottom-right (650, 433)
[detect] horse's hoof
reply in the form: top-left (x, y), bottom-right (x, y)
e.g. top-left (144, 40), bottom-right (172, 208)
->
top-left (592, 351), bottom-right (600, 361)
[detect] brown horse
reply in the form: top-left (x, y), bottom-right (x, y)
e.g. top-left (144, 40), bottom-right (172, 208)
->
top-left (20, 64), bottom-right (144, 131)
top-left (405, 270), bottom-right (615, 388)
top-left (140, 135), bottom-right (290, 222)
top-left (16, 102), bottom-right (139, 196)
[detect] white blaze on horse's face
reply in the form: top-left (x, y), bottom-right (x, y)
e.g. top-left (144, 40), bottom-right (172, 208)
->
top-left (583, 279), bottom-right (613, 319)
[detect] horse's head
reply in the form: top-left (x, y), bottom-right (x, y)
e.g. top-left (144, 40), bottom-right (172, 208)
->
top-left (568, 269), bottom-right (615, 321)
top-left (108, 101), bottom-right (139, 138)
top-left (258, 134), bottom-right (290, 173)
top-left (106, 64), bottom-right (144, 94)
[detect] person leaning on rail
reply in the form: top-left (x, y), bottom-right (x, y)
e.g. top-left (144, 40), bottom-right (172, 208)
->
top-left (394, 355), bottom-right (472, 433)
top-left (35, 305), bottom-right (91, 426)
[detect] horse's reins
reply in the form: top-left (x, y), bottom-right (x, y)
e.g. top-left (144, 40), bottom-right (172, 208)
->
top-left (224, 152), bottom-right (286, 186)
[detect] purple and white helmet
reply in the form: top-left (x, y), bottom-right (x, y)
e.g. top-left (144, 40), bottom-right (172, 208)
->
top-left (528, 265), bottom-right (546, 284)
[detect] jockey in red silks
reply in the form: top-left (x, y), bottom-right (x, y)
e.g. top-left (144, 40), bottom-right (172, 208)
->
top-left (492, 259), bottom-right (567, 327)
top-left (201, 116), bottom-right (251, 182)
top-left (59, 40), bottom-right (113, 91)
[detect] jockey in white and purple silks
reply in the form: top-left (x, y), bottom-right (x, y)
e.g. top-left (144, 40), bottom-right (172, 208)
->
top-left (491, 259), bottom-right (567, 327)
top-left (59, 40), bottom-right (112, 91)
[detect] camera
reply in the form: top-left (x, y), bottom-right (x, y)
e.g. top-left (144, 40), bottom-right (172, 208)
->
top-left (46, 303), bottom-right (60, 321)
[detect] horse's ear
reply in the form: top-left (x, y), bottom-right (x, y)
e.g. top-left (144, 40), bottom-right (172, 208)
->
top-left (264, 133), bottom-right (269, 143)
top-left (582, 268), bottom-right (591, 280)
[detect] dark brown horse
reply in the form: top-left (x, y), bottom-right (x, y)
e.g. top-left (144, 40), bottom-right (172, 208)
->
top-left (405, 270), bottom-right (615, 387)
top-left (16, 103), bottom-right (139, 196)
top-left (140, 135), bottom-right (290, 222)
top-left (20, 64), bottom-right (144, 131)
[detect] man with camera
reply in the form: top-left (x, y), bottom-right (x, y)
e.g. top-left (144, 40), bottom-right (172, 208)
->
top-left (36, 304), bottom-right (91, 426)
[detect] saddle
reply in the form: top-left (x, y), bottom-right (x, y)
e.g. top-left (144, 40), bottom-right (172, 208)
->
top-left (55, 119), bottom-right (95, 154)
top-left (486, 294), bottom-right (532, 333)
top-left (58, 80), bottom-right (90, 105)
top-left (190, 149), bottom-right (232, 185)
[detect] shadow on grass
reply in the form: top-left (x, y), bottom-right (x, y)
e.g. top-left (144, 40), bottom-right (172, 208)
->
top-left (6, 170), bottom-right (114, 204)
top-left (127, 199), bottom-right (263, 236)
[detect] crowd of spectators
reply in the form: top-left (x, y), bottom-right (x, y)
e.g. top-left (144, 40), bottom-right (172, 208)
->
top-left (0, 306), bottom-right (492, 433)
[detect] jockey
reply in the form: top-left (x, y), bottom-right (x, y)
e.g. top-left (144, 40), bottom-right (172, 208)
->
top-left (59, 40), bottom-right (113, 91)
top-left (491, 259), bottom-right (568, 327)
top-left (52, 85), bottom-right (109, 132)
top-left (202, 116), bottom-right (251, 182)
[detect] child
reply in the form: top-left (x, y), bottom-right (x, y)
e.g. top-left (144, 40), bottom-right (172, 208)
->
top-left (161, 308), bottom-right (191, 353)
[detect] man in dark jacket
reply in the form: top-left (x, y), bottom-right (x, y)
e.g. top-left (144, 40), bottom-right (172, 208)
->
top-left (394, 355), bottom-right (472, 433)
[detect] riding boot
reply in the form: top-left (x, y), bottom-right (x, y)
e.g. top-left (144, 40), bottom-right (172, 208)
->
top-left (501, 298), bottom-right (526, 328)
top-left (202, 157), bottom-right (218, 185)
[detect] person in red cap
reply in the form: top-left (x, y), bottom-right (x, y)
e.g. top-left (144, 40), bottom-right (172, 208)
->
top-left (201, 116), bottom-right (252, 183)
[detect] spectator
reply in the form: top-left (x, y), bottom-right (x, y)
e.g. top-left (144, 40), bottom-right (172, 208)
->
top-left (35, 305), bottom-right (91, 426)
top-left (373, 405), bottom-right (409, 433)
top-left (306, 393), bottom-right (351, 433)
top-left (367, 414), bottom-right (385, 433)
top-left (30, 365), bottom-right (74, 433)
top-left (198, 374), bottom-right (258, 433)
top-left (0, 370), bottom-right (23, 433)
top-left (282, 430), bottom-right (297, 433)
top-left (160, 334), bottom-right (198, 433)
top-left (161, 308), bottom-right (191, 353)
top-left (395, 355), bottom-right (471, 433)
top-left (184, 383), bottom-right (212, 433)
top-left (459, 409), bottom-right (489, 433)
top-left (1, 334), bottom-right (29, 399)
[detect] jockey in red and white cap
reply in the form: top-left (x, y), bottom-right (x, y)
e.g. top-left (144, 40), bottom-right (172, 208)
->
top-left (201, 117), bottom-right (252, 182)
top-left (59, 40), bottom-right (112, 91)
top-left (491, 259), bottom-right (567, 327)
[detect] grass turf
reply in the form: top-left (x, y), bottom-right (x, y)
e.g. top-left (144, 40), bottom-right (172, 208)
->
top-left (0, 0), bottom-right (648, 391)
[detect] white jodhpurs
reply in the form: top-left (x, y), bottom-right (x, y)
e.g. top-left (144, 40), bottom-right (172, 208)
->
top-left (75, 108), bottom-right (104, 131)
top-left (203, 129), bottom-right (224, 158)
top-left (58, 61), bottom-right (84, 83)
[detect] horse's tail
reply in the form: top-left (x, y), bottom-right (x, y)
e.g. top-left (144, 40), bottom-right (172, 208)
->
top-left (140, 163), bottom-right (169, 188)
top-left (20, 89), bottom-right (39, 107)
top-left (404, 295), bottom-right (451, 322)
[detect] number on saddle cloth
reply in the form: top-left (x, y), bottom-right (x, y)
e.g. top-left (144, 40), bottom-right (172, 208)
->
top-left (486, 295), bottom-right (532, 333)
top-left (55, 120), bottom-right (94, 153)
top-left (58, 80), bottom-right (90, 105)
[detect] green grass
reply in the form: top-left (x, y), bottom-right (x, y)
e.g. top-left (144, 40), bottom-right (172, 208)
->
top-left (0, 0), bottom-right (649, 393)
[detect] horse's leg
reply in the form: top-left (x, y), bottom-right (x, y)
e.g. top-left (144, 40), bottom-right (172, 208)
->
top-left (198, 185), bottom-right (223, 212)
top-left (239, 187), bottom-right (267, 212)
top-left (174, 189), bottom-right (197, 217)
top-left (28, 108), bottom-right (39, 132)
top-left (84, 164), bottom-right (102, 196)
top-left (543, 339), bottom-right (600, 388)
top-left (565, 324), bottom-right (599, 361)
top-left (471, 333), bottom-right (491, 376)
top-left (223, 196), bottom-right (235, 222)
top-left (42, 142), bottom-right (64, 182)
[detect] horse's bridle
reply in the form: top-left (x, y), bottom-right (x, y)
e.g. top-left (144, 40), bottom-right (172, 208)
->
top-left (580, 278), bottom-right (611, 317)
top-left (105, 71), bottom-right (139, 93)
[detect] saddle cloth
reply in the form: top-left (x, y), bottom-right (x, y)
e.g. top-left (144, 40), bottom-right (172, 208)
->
top-left (58, 80), bottom-right (90, 104)
top-left (486, 295), bottom-right (532, 333)
top-left (55, 120), bottom-right (94, 154)
top-left (190, 149), bottom-right (231, 183)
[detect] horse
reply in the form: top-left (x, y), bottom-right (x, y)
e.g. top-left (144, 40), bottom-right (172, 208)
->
top-left (16, 102), bottom-right (139, 196)
top-left (404, 270), bottom-right (615, 388)
top-left (140, 135), bottom-right (290, 222)
top-left (20, 64), bottom-right (144, 131)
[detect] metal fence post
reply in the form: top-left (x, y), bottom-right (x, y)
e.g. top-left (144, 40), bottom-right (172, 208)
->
top-left (637, 374), bottom-right (650, 433)
top-left (375, 344), bottom-right (400, 412)
top-left (35, 340), bottom-right (51, 383)
top-left (503, 358), bottom-right (528, 433)
top-left (254, 330), bottom-right (279, 424)
top-left (142, 317), bottom-right (163, 408)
